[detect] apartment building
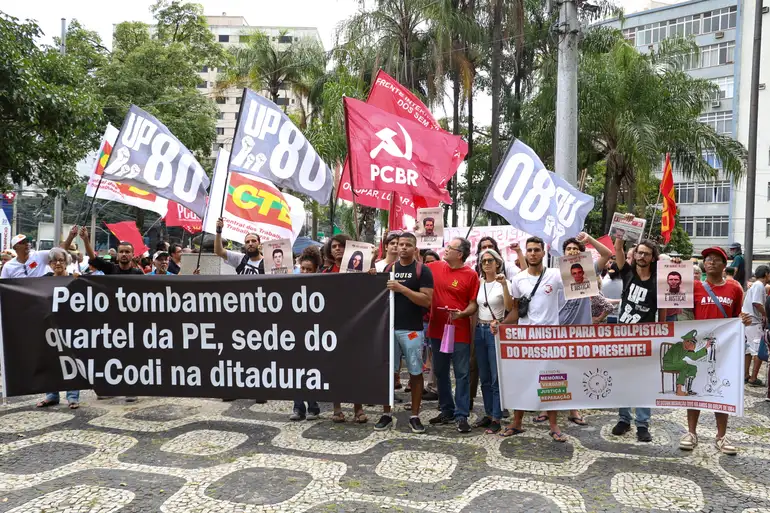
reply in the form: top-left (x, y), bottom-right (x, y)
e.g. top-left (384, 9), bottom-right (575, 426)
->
top-left (199, 14), bottom-right (323, 165)
top-left (598, 0), bottom-right (740, 251)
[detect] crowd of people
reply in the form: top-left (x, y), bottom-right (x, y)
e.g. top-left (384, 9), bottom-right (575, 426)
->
top-left (1, 219), bottom-right (767, 453)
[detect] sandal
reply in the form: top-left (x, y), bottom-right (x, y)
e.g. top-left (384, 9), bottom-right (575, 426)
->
top-left (549, 431), bottom-right (568, 443)
top-left (568, 415), bottom-right (587, 426)
top-left (68, 402), bottom-right (79, 409)
top-left (499, 425), bottom-right (525, 437)
top-left (36, 399), bottom-right (59, 408)
top-left (332, 411), bottom-right (346, 423)
top-left (485, 421), bottom-right (502, 434)
top-left (532, 414), bottom-right (549, 423)
top-left (354, 411), bottom-right (368, 424)
top-left (474, 417), bottom-right (493, 429)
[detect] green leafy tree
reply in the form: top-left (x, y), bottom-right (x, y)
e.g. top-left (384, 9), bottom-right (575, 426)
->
top-left (0, 12), bottom-right (103, 193)
top-left (151, 0), bottom-right (228, 67)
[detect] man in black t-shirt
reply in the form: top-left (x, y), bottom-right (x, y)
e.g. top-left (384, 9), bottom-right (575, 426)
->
top-left (80, 227), bottom-right (144, 276)
top-left (375, 232), bottom-right (434, 434)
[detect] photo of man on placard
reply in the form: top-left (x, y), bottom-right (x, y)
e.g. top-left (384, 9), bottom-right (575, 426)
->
top-left (571, 263), bottom-right (585, 284)
top-left (272, 248), bottom-right (288, 274)
top-left (667, 271), bottom-right (682, 294)
top-left (423, 217), bottom-right (436, 237)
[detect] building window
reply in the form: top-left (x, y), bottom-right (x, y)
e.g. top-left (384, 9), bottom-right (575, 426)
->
top-left (767, 181), bottom-right (770, 200)
top-left (623, 28), bottom-right (636, 45)
top-left (680, 217), bottom-right (694, 236)
top-left (197, 81), bottom-right (207, 89)
top-left (767, 218), bottom-right (770, 237)
top-left (218, 34), bottom-right (230, 43)
top-left (699, 111), bottom-right (732, 134)
top-left (216, 127), bottom-right (225, 135)
top-left (693, 216), bottom-right (729, 237)
top-left (700, 42), bottom-right (735, 68)
top-left (676, 183), bottom-right (696, 204)
top-left (215, 96), bottom-right (226, 104)
top-left (696, 181), bottom-right (730, 203)
top-left (235, 97), bottom-right (242, 105)
top-left (279, 35), bottom-right (293, 44)
top-left (276, 97), bottom-right (290, 105)
top-left (216, 112), bottom-right (224, 120)
top-left (702, 7), bottom-right (737, 34)
top-left (201, 65), bottom-right (209, 73)
top-left (711, 76), bottom-right (734, 99)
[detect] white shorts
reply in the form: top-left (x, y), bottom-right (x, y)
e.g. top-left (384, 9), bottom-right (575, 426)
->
top-left (745, 324), bottom-right (763, 356)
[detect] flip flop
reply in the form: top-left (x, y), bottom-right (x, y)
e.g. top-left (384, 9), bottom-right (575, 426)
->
top-left (532, 414), bottom-right (549, 423)
top-left (568, 415), bottom-right (587, 426)
top-left (332, 412), bottom-right (346, 423)
top-left (68, 402), bottom-right (79, 409)
top-left (549, 431), bottom-right (568, 443)
top-left (36, 399), bottom-right (59, 408)
top-left (354, 411), bottom-right (368, 424)
top-left (499, 426), bottom-right (525, 437)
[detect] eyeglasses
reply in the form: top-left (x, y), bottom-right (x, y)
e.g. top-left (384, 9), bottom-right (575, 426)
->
top-left (445, 245), bottom-right (461, 253)
top-left (704, 256), bottom-right (725, 264)
top-left (481, 258), bottom-right (496, 265)
top-left (635, 251), bottom-right (653, 258)
top-left (51, 258), bottom-right (66, 264)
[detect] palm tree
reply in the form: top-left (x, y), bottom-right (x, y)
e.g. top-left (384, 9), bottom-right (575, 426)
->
top-left (523, 31), bottom-right (747, 231)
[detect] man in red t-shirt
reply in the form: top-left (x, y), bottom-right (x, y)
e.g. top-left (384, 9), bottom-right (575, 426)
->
top-left (681, 246), bottom-right (746, 455)
top-left (426, 237), bottom-right (480, 433)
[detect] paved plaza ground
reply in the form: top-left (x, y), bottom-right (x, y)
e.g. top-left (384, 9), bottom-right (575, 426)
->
top-left (0, 370), bottom-right (769, 513)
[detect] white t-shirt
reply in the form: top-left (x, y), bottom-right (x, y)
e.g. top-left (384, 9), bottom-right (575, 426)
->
top-left (0, 251), bottom-right (51, 279)
top-left (510, 267), bottom-right (563, 325)
top-left (224, 250), bottom-right (263, 275)
top-left (504, 260), bottom-right (522, 281)
top-left (375, 259), bottom-right (393, 272)
top-left (742, 280), bottom-right (766, 325)
top-left (477, 279), bottom-right (513, 322)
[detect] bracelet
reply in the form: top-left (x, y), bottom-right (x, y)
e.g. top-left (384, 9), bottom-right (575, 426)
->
top-left (216, 228), bottom-right (222, 234)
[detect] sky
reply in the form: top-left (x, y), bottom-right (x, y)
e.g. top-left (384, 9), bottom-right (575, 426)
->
top-left (3, 0), bottom-right (492, 125)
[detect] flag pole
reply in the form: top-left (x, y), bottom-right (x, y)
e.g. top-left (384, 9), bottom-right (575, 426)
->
top-left (648, 188), bottom-right (662, 240)
top-left (464, 138), bottom-right (517, 239)
top-left (342, 97), bottom-right (361, 240)
top-left (218, 88), bottom-right (247, 219)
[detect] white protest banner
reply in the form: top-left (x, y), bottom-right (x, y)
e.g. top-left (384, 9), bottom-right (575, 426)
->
top-left (416, 207), bottom-right (444, 249)
top-left (559, 252), bottom-right (599, 300)
top-left (481, 139), bottom-right (593, 255)
top-left (342, 241), bottom-right (374, 273)
top-left (657, 261), bottom-right (693, 308)
top-left (497, 319), bottom-right (744, 415)
top-left (263, 239), bottom-right (293, 274)
top-left (443, 225), bottom-right (533, 272)
top-left (203, 149), bottom-right (305, 244)
top-left (103, 105), bottom-right (210, 217)
top-left (609, 213), bottom-right (647, 245)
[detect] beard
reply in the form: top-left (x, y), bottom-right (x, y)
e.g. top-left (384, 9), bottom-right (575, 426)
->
top-left (246, 247), bottom-right (260, 258)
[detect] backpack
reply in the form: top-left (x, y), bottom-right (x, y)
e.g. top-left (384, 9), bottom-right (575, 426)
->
top-left (235, 254), bottom-right (265, 275)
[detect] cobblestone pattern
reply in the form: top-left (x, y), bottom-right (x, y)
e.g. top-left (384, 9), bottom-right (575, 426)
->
top-left (0, 367), bottom-right (769, 513)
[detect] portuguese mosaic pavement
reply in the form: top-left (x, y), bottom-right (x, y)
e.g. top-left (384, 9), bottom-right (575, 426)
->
top-left (0, 365), bottom-right (769, 513)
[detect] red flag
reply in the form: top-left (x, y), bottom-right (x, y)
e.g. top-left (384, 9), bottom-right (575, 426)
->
top-left (660, 153), bottom-right (677, 244)
top-left (165, 201), bottom-right (202, 234)
top-left (344, 97), bottom-right (461, 202)
top-left (337, 70), bottom-right (467, 226)
top-left (104, 221), bottom-right (149, 256)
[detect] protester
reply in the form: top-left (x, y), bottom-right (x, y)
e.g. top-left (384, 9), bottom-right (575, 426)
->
top-left (727, 242), bottom-right (745, 285)
top-left (426, 237), bottom-right (479, 433)
top-left (376, 231), bottom-right (400, 272)
top-left (0, 249), bottom-right (15, 273)
top-left (213, 218), bottom-right (264, 274)
top-left (168, 243), bottom-right (183, 274)
top-left (612, 231), bottom-right (666, 442)
top-left (496, 236), bottom-right (567, 442)
top-left (36, 246), bottom-right (81, 409)
top-left (375, 232), bottom-right (434, 433)
top-left (322, 234), bottom-right (366, 422)
top-left (591, 279), bottom-right (617, 324)
top-left (149, 251), bottom-right (173, 275)
top-left (742, 265), bottom-right (769, 387)
top-left (290, 246), bottom-right (325, 421)
top-left (1, 228), bottom-right (78, 279)
top-left (108, 248), bottom-right (117, 259)
top-left (421, 250), bottom-right (440, 400)
top-left (80, 227), bottom-right (144, 277)
top-left (473, 248), bottom-right (512, 434)
top-left (680, 246), bottom-right (746, 454)
top-left (602, 262), bottom-right (623, 323)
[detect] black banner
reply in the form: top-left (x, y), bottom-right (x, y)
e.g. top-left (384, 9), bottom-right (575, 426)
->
top-left (0, 274), bottom-right (390, 404)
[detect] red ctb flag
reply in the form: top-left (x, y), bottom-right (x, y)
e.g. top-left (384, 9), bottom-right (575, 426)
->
top-left (344, 97), bottom-right (462, 202)
top-left (660, 153), bottom-right (677, 244)
top-left (104, 221), bottom-right (149, 256)
top-left (165, 202), bottom-right (202, 234)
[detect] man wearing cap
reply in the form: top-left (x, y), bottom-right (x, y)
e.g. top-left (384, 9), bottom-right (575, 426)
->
top-left (79, 227), bottom-right (144, 276)
top-left (1, 228), bottom-right (79, 279)
top-left (741, 264), bottom-right (769, 387)
top-left (680, 245), bottom-right (745, 455)
top-left (149, 251), bottom-right (173, 275)
top-left (662, 330), bottom-right (711, 396)
top-left (727, 243), bottom-right (745, 285)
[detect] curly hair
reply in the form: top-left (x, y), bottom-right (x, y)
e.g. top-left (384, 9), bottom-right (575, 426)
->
top-left (299, 246), bottom-right (323, 272)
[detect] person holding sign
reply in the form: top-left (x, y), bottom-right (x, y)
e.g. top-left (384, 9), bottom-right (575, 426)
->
top-left (741, 265), bottom-right (769, 387)
top-left (375, 232), bottom-right (434, 433)
top-left (214, 218), bottom-right (264, 275)
top-left (473, 249), bottom-right (512, 434)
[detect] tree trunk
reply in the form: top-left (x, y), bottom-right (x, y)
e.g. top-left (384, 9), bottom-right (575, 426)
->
top-left (311, 200), bottom-right (319, 241)
top-left (466, 85), bottom-right (475, 227)
top-left (451, 69), bottom-right (461, 227)
top-left (489, 0), bottom-right (503, 185)
top-left (602, 165), bottom-right (623, 233)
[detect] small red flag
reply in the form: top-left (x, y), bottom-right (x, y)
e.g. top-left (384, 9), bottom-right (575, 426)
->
top-left (344, 97), bottom-right (462, 202)
top-left (104, 221), bottom-right (149, 256)
top-left (165, 201), bottom-right (202, 234)
top-left (660, 153), bottom-right (677, 244)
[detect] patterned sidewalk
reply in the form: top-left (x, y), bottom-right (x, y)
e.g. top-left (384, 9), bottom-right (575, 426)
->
top-left (0, 374), bottom-right (769, 513)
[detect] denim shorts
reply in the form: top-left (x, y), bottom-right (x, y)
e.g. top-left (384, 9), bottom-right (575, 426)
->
top-left (395, 329), bottom-right (424, 375)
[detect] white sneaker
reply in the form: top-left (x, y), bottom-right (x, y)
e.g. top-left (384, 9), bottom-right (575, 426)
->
top-left (716, 436), bottom-right (737, 455)
top-left (679, 432), bottom-right (698, 451)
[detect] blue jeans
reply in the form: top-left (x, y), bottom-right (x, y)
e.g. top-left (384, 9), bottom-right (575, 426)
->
top-left (474, 324), bottom-right (502, 420)
top-left (293, 400), bottom-right (320, 415)
top-left (46, 391), bottom-right (79, 403)
top-left (618, 407), bottom-right (651, 428)
top-left (430, 338), bottom-right (470, 420)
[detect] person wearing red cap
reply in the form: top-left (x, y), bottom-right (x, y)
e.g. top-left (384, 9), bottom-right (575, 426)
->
top-left (680, 245), bottom-right (746, 455)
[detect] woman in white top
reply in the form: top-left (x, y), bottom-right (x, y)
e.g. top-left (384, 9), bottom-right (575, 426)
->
top-left (473, 248), bottom-right (513, 434)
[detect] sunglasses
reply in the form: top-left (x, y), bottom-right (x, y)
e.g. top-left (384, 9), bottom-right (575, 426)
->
top-left (481, 258), bottom-right (496, 265)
